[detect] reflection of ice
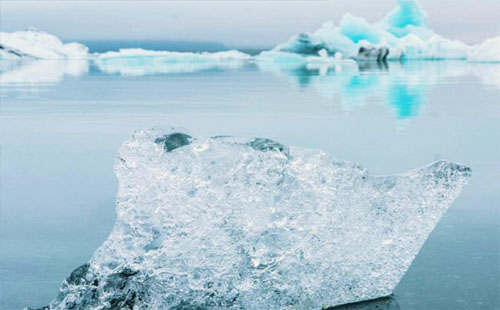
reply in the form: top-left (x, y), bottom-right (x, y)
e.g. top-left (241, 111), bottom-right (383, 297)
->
top-left (0, 59), bottom-right (89, 84)
top-left (259, 60), bottom-right (497, 123)
top-left (96, 49), bottom-right (251, 76)
top-left (387, 82), bottom-right (424, 119)
top-left (472, 64), bottom-right (500, 90)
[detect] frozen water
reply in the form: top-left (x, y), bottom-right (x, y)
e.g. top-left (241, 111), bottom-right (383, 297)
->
top-left (265, 0), bottom-right (474, 61)
top-left (96, 49), bottom-right (251, 75)
top-left (41, 127), bottom-right (470, 310)
top-left (0, 28), bottom-right (88, 60)
top-left (468, 36), bottom-right (500, 62)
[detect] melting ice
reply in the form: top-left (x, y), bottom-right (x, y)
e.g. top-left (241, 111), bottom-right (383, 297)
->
top-left (38, 127), bottom-right (470, 310)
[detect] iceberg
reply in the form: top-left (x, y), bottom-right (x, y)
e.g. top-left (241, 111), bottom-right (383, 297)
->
top-left (36, 127), bottom-right (470, 310)
top-left (96, 48), bottom-right (251, 75)
top-left (264, 0), bottom-right (473, 61)
top-left (468, 36), bottom-right (500, 62)
top-left (0, 28), bottom-right (88, 60)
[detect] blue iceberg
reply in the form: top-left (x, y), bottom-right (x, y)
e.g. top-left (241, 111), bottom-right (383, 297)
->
top-left (264, 0), bottom-right (474, 62)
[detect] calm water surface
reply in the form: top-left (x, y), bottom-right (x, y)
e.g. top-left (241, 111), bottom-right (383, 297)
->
top-left (0, 58), bottom-right (499, 310)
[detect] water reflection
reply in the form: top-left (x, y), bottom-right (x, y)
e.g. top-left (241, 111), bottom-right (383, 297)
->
top-left (0, 59), bottom-right (88, 85)
top-left (261, 60), bottom-right (500, 121)
top-left (1, 58), bottom-right (498, 120)
top-left (325, 296), bottom-right (400, 310)
top-left (357, 60), bottom-right (389, 72)
top-left (257, 60), bottom-right (432, 120)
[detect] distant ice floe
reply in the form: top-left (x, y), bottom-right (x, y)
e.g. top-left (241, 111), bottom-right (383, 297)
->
top-left (265, 0), bottom-right (496, 62)
top-left (39, 127), bottom-right (470, 310)
top-left (96, 48), bottom-right (251, 75)
top-left (0, 28), bottom-right (88, 60)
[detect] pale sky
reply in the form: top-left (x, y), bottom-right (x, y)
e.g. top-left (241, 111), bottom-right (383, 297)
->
top-left (1, 0), bottom-right (499, 47)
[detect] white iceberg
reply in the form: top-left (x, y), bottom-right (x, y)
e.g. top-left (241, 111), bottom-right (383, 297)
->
top-left (0, 28), bottom-right (88, 60)
top-left (468, 36), bottom-right (500, 62)
top-left (96, 48), bottom-right (251, 75)
top-left (264, 0), bottom-right (472, 61)
top-left (38, 127), bottom-right (470, 310)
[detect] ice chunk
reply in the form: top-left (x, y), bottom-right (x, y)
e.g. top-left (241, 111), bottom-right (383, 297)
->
top-left (0, 28), bottom-right (88, 59)
top-left (468, 36), bottom-right (500, 62)
top-left (39, 127), bottom-right (470, 310)
top-left (96, 48), bottom-right (251, 75)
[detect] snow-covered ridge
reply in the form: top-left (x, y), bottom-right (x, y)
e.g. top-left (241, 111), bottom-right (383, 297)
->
top-left (0, 27), bottom-right (88, 60)
top-left (38, 127), bottom-right (470, 310)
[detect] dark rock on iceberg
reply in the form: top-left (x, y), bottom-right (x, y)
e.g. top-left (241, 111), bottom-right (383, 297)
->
top-left (357, 46), bottom-right (389, 61)
top-left (155, 132), bottom-right (192, 152)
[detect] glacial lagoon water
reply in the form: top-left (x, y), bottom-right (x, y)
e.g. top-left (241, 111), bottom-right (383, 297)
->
top-left (0, 59), bottom-right (499, 310)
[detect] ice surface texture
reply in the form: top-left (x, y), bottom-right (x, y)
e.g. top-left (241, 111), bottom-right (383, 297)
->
top-left (40, 127), bottom-right (470, 310)
top-left (0, 28), bottom-right (88, 60)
